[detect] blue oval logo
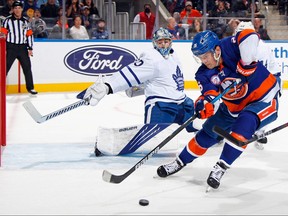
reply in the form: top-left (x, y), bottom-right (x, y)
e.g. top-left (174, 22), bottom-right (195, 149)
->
top-left (64, 45), bottom-right (138, 76)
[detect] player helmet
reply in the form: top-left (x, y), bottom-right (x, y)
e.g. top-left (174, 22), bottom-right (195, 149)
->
top-left (234, 21), bottom-right (255, 35)
top-left (191, 30), bottom-right (220, 56)
top-left (152, 27), bottom-right (173, 57)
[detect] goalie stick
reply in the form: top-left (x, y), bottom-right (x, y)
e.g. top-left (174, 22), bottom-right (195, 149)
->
top-left (23, 98), bottom-right (90, 123)
top-left (102, 79), bottom-right (241, 184)
top-left (213, 122), bottom-right (288, 147)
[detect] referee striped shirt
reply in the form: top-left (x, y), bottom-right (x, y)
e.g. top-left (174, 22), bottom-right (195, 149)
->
top-left (1, 14), bottom-right (34, 50)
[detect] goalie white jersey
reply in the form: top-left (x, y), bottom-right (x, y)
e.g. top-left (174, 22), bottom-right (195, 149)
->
top-left (105, 47), bottom-right (187, 106)
top-left (257, 40), bottom-right (281, 75)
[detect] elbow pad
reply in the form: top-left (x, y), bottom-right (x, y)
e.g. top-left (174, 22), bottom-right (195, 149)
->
top-left (237, 60), bottom-right (257, 76)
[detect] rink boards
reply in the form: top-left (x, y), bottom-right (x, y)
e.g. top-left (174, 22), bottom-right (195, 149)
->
top-left (5, 39), bottom-right (288, 94)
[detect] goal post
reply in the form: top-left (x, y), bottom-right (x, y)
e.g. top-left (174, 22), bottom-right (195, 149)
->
top-left (0, 35), bottom-right (6, 167)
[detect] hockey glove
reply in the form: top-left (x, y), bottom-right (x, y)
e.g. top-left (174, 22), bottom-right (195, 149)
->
top-left (237, 60), bottom-right (257, 76)
top-left (195, 95), bottom-right (214, 119)
top-left (84, 80), bottom-right (109, 106)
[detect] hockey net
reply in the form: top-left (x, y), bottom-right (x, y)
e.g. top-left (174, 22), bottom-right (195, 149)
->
top-left (0, 35), bottom-right (6, 166)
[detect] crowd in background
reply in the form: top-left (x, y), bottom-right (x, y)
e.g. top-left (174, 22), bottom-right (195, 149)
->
top-left (0, 0), bottom-right (287, 40)
top-left (0, 0), bottom-right (109, 39)
top-left (162, 0), bottom-right (279, 40)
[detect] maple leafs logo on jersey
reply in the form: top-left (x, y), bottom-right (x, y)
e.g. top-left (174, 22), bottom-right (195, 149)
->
top-left (172, 66), bottom-right (184, 91)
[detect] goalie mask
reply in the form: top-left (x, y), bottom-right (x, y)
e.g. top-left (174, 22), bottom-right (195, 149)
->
top-left (152, 27), bottom-right (173, 58)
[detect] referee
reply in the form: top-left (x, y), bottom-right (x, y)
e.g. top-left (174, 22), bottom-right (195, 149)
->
top-left (1, 1), bottom-right (38, 95)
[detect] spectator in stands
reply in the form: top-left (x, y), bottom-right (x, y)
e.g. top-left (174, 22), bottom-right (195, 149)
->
top-left (133, 3), bottom-right (156, 39)
top-left (161, 0), bottom-right (176, 15)
top-left (82, 0), bottom-right (99, 18)
top-left (209, 0), bottom-right (229, 39)
top-left (30, 8), bottom-right (49, 38)
top-left (247, 1), bottom-right (265, 18)
top-left (253, 17), bottom-right (271, 40)
top-left (69, 14), bottom-right (89, 39)
top-left (1, 0), bottom-right (14, 17)
top-left (172, 11), bottom-right (181, 23)
top-left (189, 17), bottom-right (203, 39)
top-left (37, 0), bottom-right (60, 9)
top-left (48, 15), bottom-right (70, 39)
top-left (196, 0), bottom-right (216, 15)
top-left (166, 16), bottom-right (186, 40)
top-left (223, 18), bottom-right (240, 37)
top-left (40, 0), bottom-right (59, 18)
top-left (66, 0), bottom-right (81, 18)
top-left (91, 18), bottom-right (109, 39)
top-left (23, 0), bottom-right (37, 19)
top-left (80, 5), bottom-right (92, 31)
top-left (180, 1), bottom-right (202, 25)
top-left (173, 0), bottom-right (186, 13)
top-left (172, 11), bottom-right (189, 39)
top-left (231, 0), bottom-right (249, 17)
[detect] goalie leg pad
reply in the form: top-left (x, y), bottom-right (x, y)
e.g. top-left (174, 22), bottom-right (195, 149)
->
top-left (96, 123), bottom-right (180, 156)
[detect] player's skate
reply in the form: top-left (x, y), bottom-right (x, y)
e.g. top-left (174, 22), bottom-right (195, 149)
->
top-left (254, 130), bottom-right (267, 150)
top-left (157, 157), bottom-right (185, 178)
top-left (206, 161), bottom-right (228, 192)
top-left (254, 137), bottom-right (267, 150)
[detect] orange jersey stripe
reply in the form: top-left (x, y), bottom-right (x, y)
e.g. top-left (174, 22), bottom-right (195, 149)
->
top-left (224, 73), bottom-right (277, 113)
top-left (237, 29), bottom-right (257, 44)
top-left (257, 99), bottom-right (277, 121)
top-left (204, 89), bottom-right (219, 97)
top-left (187, 137), bottom-right (207, 156)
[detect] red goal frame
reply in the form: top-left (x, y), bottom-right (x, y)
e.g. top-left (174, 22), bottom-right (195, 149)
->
top-left (0, 36), bottom-right (6, 167)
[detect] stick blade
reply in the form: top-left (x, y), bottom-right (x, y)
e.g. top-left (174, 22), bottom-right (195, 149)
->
top-left (102, 170), bottom-right (126, 184)
top-left (22, 101), bottom-right (43, 123)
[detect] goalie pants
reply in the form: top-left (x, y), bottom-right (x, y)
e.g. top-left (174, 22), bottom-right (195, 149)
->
top-left (144, 97), bottom-right (198, 132)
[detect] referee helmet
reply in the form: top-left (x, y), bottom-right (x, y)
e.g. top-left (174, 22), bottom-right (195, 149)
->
top-left (12, 1), bottom-right (24, 8)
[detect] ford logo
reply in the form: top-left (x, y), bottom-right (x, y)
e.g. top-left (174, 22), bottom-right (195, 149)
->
top-left (64, 45), bottom-right (138, 76)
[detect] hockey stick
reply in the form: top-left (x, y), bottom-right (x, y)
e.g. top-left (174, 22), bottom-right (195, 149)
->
top-left (23, 98), bottom-right (90, 123)
top-left (102, 79), bottom-right (241, 184)
top-left (213, 122), bottom-right (288, 147)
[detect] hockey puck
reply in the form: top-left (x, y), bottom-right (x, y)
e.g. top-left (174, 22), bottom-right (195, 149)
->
top-left (139, 199), bottom-right (149, 206)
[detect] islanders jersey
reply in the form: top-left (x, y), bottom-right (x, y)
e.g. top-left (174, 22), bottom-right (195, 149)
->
top-left (106, 47), bottom-right (187, 106)
top-left (195, 30), bottom-right (280, 115)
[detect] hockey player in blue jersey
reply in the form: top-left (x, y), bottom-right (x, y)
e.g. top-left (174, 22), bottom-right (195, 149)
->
top-left (82, 27), bottom-right (197, 156)
top-left (157, 30), bottom-right (281, 190)
top-left (234, 21), bottom-right (282, 150)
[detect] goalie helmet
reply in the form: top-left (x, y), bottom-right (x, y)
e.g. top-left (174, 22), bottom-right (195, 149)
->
top-left (152, 27), bottom-right (173, 57)
top-left (234, 21), bottom-right (255, 35)
top-left (191, 30), bottom-right (220, 57)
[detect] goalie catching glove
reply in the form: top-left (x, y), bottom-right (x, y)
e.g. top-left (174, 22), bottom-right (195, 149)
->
top-left (195, 95), bottom-right (216, 119)
top-left (84, 80), bottom-right (109, 106)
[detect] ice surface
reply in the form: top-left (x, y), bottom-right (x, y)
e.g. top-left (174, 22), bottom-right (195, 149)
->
top-left (1, 90), bottom-right (288, 215)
